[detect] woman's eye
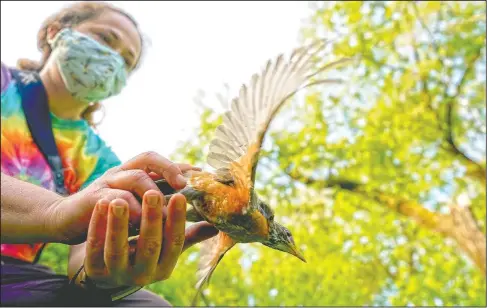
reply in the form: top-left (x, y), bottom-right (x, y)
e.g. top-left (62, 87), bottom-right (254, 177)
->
top-left (99, 33), bottom-right (110, 43)
top-left (124, 58), bottom-right (131, 68)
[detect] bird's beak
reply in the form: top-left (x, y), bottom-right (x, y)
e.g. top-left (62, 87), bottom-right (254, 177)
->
top-left (284, 242), bottom-right (307, 263)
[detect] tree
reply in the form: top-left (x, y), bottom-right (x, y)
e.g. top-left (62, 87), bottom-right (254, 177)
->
top-left (161, 1), bottom-right (486, 306)
top-left (298, 0), bottom-right (486, 274)
top-left (39, 1), bottom-right (485, 306)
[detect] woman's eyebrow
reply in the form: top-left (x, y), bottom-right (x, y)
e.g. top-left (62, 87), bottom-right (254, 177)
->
top-left (108, 28), bottom-right (136, 67)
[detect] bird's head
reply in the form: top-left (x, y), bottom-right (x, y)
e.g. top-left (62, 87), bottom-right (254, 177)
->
top-left (261, 220), bottom-right (306, 263)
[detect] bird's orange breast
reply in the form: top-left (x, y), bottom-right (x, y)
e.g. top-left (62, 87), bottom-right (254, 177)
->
top-left (188, 172), bottom-right (249, 221)
top-left (187, 171), bottom-right (269, 240)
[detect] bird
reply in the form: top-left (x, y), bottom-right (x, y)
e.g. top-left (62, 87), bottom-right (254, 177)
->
top-left (150, 40), bottom-right (350, 304)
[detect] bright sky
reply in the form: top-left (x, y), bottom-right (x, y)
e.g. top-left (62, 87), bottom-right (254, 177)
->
top-left (1, 1), bottom-right (310, 162)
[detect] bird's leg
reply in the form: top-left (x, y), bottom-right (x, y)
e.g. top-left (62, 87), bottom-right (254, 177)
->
top-left (155, 193), bottom-right (205, 222)
top-left (155, 183), bottom-right (207, 223)
top-left (154, 178), bottom-right (179, 195)
top-left (130, 185), bottom-right (207, 236)
top-left (186, 206), bottom-right (205, 222)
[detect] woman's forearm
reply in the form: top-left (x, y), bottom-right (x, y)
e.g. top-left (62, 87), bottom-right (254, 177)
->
top-left (1, 172), bottom-right (62, 243)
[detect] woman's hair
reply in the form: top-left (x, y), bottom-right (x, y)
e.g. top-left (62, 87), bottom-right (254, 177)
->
top-left (17, 1), bottom-right (144, 128)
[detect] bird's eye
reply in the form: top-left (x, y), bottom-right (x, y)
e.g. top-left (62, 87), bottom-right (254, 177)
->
top-left (286, 231), bottom-right (295, 244)
top-left (269, 215), bottom-right (274, 221)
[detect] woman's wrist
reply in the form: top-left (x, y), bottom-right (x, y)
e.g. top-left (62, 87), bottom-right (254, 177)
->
top-left (72, 264), bottom-right (121, 290)
top-left (76, 266), bottom-right (110, 289)
top-left (0, 173), bottom-right (65, 244)
top-left (70, 264), bottom-right (142, 302)
top-left (73, 263), bottom-right (143, 302)
top-left (42, 197), bottom-right (67, 243)
top-left (47, 192), bottom-right (97, 245)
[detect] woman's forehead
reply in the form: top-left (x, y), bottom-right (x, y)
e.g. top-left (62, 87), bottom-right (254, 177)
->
top-left (77, 10), bottom-right (142, 60)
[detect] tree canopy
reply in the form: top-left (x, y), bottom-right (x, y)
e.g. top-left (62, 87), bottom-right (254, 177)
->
top-left (40, 1), bottom-right (486, 306)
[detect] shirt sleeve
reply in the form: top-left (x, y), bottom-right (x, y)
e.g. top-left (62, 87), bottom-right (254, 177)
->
top-left (79, 134), bottom-right (122, 190)
top-left (1, 62), bottom-right (12, 94)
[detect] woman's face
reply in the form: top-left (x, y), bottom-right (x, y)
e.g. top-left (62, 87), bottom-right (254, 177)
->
top-left (42, 9), bottom-right (142, 107)
top-left (72, 10), bottom-right (142, 72)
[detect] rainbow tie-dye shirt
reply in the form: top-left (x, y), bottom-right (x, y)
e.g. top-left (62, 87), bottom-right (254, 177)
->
top-left (1, 62), bottom-right (121, 263)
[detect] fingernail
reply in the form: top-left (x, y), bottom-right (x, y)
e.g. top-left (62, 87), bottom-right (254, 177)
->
top-left (147, 194), bottom-right (160, 207)
top-left (176, 194), bottom-right (187, 210)
top-left (176, 174), bottom-right (187, 187)
top-left (113, 204), bottom-right (126, 218)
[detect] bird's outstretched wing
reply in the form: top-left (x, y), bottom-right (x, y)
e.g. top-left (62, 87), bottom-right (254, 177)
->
top-left (207, 40), bottom-right (350, 199)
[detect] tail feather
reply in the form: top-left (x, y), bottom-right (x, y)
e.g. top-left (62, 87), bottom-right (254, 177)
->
top-left (192, 232), bottom-right (235, 306)
top-left (153, 170), bottom-right (195, 195)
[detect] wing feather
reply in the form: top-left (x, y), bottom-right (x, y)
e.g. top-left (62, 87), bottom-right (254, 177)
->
top-left (207, 40), bottom-right (351, 189)
top-left (192, 232), bottom-right (235, 305)
top-left (209, 139), bottom-right (242, 161)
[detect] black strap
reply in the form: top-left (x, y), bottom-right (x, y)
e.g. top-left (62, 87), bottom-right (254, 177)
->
top-left (10, 69), bottom-right (68, 196)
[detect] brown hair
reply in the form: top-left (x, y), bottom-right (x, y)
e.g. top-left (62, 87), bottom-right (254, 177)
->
top-left (17, 1), bottom-right (144, 128)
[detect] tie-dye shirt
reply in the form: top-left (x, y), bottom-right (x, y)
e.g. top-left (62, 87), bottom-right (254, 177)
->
top-left (1, 62), bottom-right (121, 263)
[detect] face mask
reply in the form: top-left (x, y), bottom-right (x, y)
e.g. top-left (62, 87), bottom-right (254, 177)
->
top-left (48, 28), bottom-right (127, 103)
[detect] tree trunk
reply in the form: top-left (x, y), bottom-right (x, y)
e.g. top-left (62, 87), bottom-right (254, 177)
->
top-left (353, 187), bottom-right (486, 275)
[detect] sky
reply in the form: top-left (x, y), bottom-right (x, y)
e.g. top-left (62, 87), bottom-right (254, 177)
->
top-left (1, 1), bottom-right (310, 162)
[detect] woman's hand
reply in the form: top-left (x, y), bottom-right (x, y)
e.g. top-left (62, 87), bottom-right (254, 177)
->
top-left (80, 190), bottom-right (217, 288)
top-left (49, 151), bottom-right (199, 244)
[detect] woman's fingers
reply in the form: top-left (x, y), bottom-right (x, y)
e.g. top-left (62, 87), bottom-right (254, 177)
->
top-left (148, 164), bottom-right (200, 181)
top-left (104, 169), bottom-right (159, 202)
top-left (104, 199), bottom-right (130, 284)
top-left (148, 172), bottom-right (162, 181)
top-left (117, 151), bottom-right (187, 190)
top-left (133, 190), bottom-right (164, 285)
top-left (182, 222), bottom-right (219, 253)
top-left (93, 188), bottom-right (142, 227)
top-left (156, 194), bottom-right (187, 280)
top-left (177, 163), bottom-right (202, 173)
top-left (85, 199), bottom-right (110, 277)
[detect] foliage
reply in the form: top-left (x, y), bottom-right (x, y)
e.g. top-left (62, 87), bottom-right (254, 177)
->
top-left (39, 1), bottom-right (486, 306)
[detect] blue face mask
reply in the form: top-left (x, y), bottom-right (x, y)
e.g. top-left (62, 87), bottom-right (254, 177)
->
top-left (48, 28), bottom-right (128, 103)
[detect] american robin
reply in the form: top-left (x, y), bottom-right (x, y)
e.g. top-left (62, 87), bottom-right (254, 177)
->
top-left (154, 41), bottom-right (349, 303)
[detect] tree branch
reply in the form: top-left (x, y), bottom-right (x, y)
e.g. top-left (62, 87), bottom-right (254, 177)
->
top-left (411, 2), bottom-right (440, 51)
top-left (410, 1), bottom-right (445, 129)
top-left (411, 2), bottom-right (486, 181)
top-left (448, 205), bottom-right (486, 274)
top-left (443, 51), bottom-right (486, 182)
top-left (286, 171), bottom-right (486, 274)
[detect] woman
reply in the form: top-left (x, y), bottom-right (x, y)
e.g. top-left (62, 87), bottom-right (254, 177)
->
top-left (1, 1), bottom-right (214, 306)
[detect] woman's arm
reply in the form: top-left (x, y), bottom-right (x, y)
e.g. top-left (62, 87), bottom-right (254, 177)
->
top-left (1, 172), bottom-right (62, 243)
top-left (1, 152), bottom-right (199, 245)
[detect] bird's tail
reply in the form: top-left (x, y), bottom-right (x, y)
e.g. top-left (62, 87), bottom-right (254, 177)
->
top-left (153, 170), bottom-right (194, 196)
top-left (192, 232), bottom-right (235, 306)
top-left (128, 175), bottom-right (206, 236)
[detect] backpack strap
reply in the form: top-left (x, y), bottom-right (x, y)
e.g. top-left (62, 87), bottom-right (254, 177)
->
top-left (10, 69), bottom-right (68, 196)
